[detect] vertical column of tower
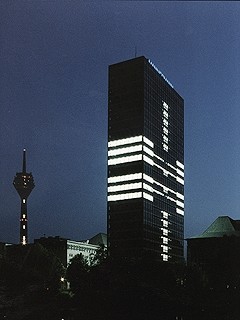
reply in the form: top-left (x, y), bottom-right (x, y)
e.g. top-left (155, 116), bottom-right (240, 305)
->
top-left (13, 149), bottom-right (35, 245)
top-left (20, 198), bottom-right (28, 245)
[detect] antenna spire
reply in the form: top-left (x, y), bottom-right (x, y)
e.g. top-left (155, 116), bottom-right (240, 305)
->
top-left (22, 149), bottom-right (26, 173)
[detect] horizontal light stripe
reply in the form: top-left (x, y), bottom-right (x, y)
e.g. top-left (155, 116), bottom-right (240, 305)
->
top-left (143, 183), bottom-right (153, 193)
top-left (108, 173), bottom-right (142, 184)
top-left (177, 168), bottom-right (184, 177)
top-left (108, 192), bottom-right (142, 202)
top-left (176, 192), bottom-right (184, 200)
top-left (108, 182), bottom-right (142, 193)
top-left (108, 144), bottom-right (142, 157)
top-left (108, 154), bottom-right (142, 165)
top-left (176, 176), bottom-right (184, 185)
top-left (108, 135), bottom-right (143, 148)
top-left (153, 189), bottom-right (165, 196)
top-left (177, 200), bottom-right (184, 208)
top-left (143, 136), bottom-right (154, 148)
top-left (176, 160), bottom-right (184, 170)
top-left (154, 153), bottom-right (165, 162)
top-left (176, 208), bottom-right (184, 216)
top-left (143, 145), bottom-right (154, 157)
top-left (163, 101), bottom-right (169, 110)
top-left (166, 195), bottom-right (176, 203)
top-left (143, 192), bottom-right (153, 202)
top-left (143, 155), bottom-right (154, 166)
top-left (143, 174), bottom-right (154, 184)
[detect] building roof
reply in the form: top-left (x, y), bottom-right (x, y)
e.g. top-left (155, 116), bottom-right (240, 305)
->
top-left (88, 233), bottom-right (107, 246)
top-left (189, 216), bottom-right (240, 239)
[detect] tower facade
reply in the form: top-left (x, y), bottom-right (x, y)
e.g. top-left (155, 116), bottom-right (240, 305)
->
top-left (107, 57), bottom-right (184, 262)
top-left (13, 149), bottom-right (35, 245)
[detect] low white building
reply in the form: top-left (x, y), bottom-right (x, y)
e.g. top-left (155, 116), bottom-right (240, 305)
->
top-left (34, 233), bottom-right (107, 267)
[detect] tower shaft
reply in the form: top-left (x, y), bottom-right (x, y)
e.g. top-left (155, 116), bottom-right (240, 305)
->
top-left (13, 149), bottom-right (35, 245)
top-left (20, 199), bottom-right (28, 245)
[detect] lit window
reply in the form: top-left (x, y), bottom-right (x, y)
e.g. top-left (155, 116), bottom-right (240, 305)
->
top-left (143, 183), bottom-right (153, 193)
top-left (161, 228), bottom-right (168, 236)
top-left (177, 200), bottom-right (184, 208)
top-left (163, 101), bottom-right (169, 110)
top-left (163, 110), bottom-right (168, 119)
top-left (162, 211), bottom-right (169, 219)
top-left (143, 174), bottom-right (154, 184)
top-left (176, 192), bottom-right (184, 200)
top-left (163, 135), bottom-right (168, 143)
top-left (163, 119), bottom-right (168, 127)
top-left (176, 176), bottom-right (184, 185)
top-left (162, 237), bottom-right (168, 244)
top-left (163, 127), bottom-right (168, 135)
top-left (143, 192), bottom-right (153, 202)
top-left (162, 254), bottom-right (168, 261)
top-left (177, 168), bottom-right (184, 177)
top-left (143, 136), bottom-right (154, 148)
top-left (143, 146), bottom-right (154, 157)
top-left (176, 160), bottom-right (184, 170)
top-left (143, 155), bottom-right (154, 166)
top-left (22, 236), bottom-right (26, 245)
top-left (163, 143), bottom-right (168, 152)
top-left (161, 245), bottom-right (168, 253)
top-left (176, 208), bottom-right (184, 216)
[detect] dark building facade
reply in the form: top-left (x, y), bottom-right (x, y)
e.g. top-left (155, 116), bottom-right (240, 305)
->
top-left (187, 216), bottom-right (240, 287)
top-left (13, 149), bottom-right (35, 245)
top-left (107, 56), bottom-right (184, 262)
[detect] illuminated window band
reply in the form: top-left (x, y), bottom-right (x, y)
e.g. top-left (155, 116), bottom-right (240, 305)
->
top-left (108, 173), bottom-right (142, 183)
top-left (108, 136), bottom-right (184, 213)
top-left (108, 135), bottom-right (153, 148)
top-left (108, 182), bottom-right (142, 193)
top-left (108, 154), bottom-right (142, 165)
top-left (108, 192), bottom-right (142, 202)
top-left (108, 145), bottom-right (142, 157)
top-left (108, 136), bottom-right (184, 178)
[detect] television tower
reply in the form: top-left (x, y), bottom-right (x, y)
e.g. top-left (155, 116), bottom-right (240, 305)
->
top-left (13, 149), bottom-right (35, 245)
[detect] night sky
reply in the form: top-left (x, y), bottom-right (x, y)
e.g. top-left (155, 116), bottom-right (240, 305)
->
top-left (1, 1), bottom-right (240, 244)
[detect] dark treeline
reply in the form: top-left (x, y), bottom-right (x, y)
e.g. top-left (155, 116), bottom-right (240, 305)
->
top-left (0, 244), bottom-right (240, 319)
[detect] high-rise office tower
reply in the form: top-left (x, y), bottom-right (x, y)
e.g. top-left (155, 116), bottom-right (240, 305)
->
top-left (13, 149), bottom-right (35, 245)
top-left (107, 57), bottom-right (184, 262)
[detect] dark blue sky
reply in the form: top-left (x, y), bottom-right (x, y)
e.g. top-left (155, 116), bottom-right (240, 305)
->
top-left (1, 1), bottom-right (240, 244)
